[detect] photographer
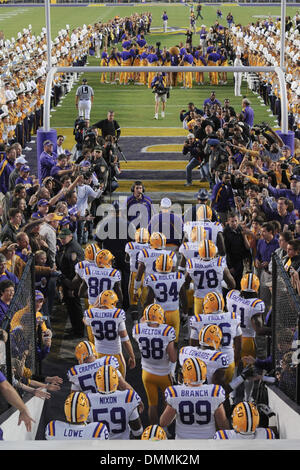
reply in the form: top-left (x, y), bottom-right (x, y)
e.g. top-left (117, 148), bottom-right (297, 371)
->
top-left (151, 72), bottom-right (169, 120)
top-left (76, 171), bottom-right (103, 244)
top-left (182, 133), bottom-right (204, 187)
top-left (91, 110), bottom-right (121, 141)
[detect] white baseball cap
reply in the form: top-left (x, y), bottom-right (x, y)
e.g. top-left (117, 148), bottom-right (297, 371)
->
top-left (16, 156), bottom-right (28, 165)
top-left (160, 197), bottom-right (172, 209)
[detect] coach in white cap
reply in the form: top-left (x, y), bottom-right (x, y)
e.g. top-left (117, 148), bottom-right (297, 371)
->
top-left (148, 197), bottom-right (183, 248)
top-left (75, 77), bottom-right (94, 127)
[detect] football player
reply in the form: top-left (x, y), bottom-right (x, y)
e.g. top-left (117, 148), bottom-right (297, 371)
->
top-left (83, 290), bottom-right (136, 377)
top-left (184, 240), bottom-right (235, 315)
top-left (160, 357), bottom-right (229, 439)
top-left (45, 391), bottom-right (109, 441)
top-left (125, 227), bottom-right (150, 306)
top-left (183, 204), bottom-right (225, 255)
top-left (67, 340), bottom-right (133, 393)
top-left (226, 273), bottom-right (271, 361)
top-left (179, 324), bottom-right (229, 387)
top-left (132, 303), bottom-right (177, 425)
top-left (214, 401), bottom-right (276, 440)
top-left (79, 249), bottom-right (123, 307)
top-left (141, 424), bottom-right (167, 440)
top-left (87, 365), bottom-right (144, 440)
top-left (143, 253), bottom-right (187, 343)
top-left (189, 291), bottom-right (242, 383)
top-left (133, 232), bottom-right (177, 303)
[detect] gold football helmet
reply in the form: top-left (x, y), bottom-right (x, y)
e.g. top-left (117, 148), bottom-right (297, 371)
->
top-left (64, 391), bottom-right (90, 423)
top-left (75, 340), bottom-right (96, 364)
top-left (143, 303), bottom-right (165, 324)
top-left (232, 401), bottom-right (260, 434)
top-left (196, 204), bottom-right (212, 221)
top-left (182, 357), bottom-right (207, 386)
top-left (98, 290), bottom-right (118, 309)
top-left (95, 249), bottom-right (115, 268)
top-left (149, 232), bottom-right (166, 250)
top-left (84, 242), bottom-right (100, 261)
top-left (198, 324), bottom-right (223, 350)
top-left (141, 425), bottom-right (167, 441)
top-left (95, 365), bottom-right (119, 394)
top-left (241, 273), bottom-right (260, 293)
top-left (203, 292), bottom-right (224, 314)
top-left (190, 225), bottom-right (206, 243)
top-left (198, 240), bottom-right (217, 260)
top-left (155, 253), bottom-right (173, 273)
top-left (135, 228), bottom-right (150, 244)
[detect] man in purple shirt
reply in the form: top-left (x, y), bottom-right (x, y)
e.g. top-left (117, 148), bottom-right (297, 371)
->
top-left (265, 175), bottom-right (300, 214)
top-left (203, 91), bottom-right (221, 108)
top-left (241, 98), bottom-right (254, 128)
top-left (39, 139), bottom-right (57, 182)
top-left (255, 222), bottom-right (279, 270)
top-left (0, 279), bottom-right (15, 327)
top-left (0, 146), bottom-right (16, 195)
top-left (262, 196), bottom-right (297, 230)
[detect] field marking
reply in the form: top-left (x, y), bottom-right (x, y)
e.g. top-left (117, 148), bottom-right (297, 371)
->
top-left (141, 144), bottom-right (182, 153)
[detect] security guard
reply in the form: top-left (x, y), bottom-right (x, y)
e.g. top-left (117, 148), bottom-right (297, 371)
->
top-left (57, 228), bottom-right (85, 339)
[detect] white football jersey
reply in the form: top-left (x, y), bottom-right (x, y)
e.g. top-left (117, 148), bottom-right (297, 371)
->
top-left (125, 241), bottom-right (150, 273)
top-left (45, 421), bottom-right (109, 440)
top-left (186, 256), bottom-right (226, 298)
top-left (67, 356), bottom-right (120, 393)
top-left (226, 290), bottom-right (265, 338)
top-left (165, 384), bottom-right (225, 439)
top-left (144, 272), bottom-right (185, 311)
top-left (87, 389), bottom-right (141, 440)
top-left (179, 346), bottom-right (229, 384)
top-left (214, 428), bottom-right (275, 439)
top-left (75, 260), bottom-right (95, 279)
top-left (82, 265), bottom-right (121, 305)
top-left (138, 247), bottom-right (177, 276)
top-left (179, 242), bottom-right (201, 264)
top-left (190, 312), bottom-right (241, 364)
top-left (184, 221), bottom-right (223, 244)
top-left (132, 322), bottom-right (176, 375)
top-left (83, 307), bottom-right (126, 355)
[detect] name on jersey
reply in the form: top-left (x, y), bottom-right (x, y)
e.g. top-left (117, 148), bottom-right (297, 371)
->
top-left (64, 429), bottom-right (84, 438)
top-left (78, 362), bottom-right (101, 374)
top-left (141, 328), bottom-right (163, 336)
top-left (230, 293), bottom-right (251, 305)
top-left (91, 311), bottom-right (115, 319)
top-left (180, 389), bottom-right (209, 397)
top-left (154, 274), bottom-right (177, 281)
top-left (183, 349), bottom-right (211, 360)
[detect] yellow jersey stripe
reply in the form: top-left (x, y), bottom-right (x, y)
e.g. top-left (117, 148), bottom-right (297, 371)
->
top-left (163, 325), bottom-right (171, 336)
top-left (227, 290), bottom-right (235, 299)
top-left (211, 352), bottom-right (221, 362)
top-left (128, 242), bottom-right (134, 250)
top-left (69, 367), bottom-right (77, 376)
top-left (251, 299), bottom-right (261, 308)
top-left (111, 269), bottom-right (117, 277)
top-left (48, 421), bottom-right (55, 436)
top-left (87, 308), bottom-right (93, 319)
top-left (219, 430), bottom-right (227, 440)
top-left (213, 385), bottom-right (220, 397)
top-left (142, 249), bottom-right (149, 258)
top-left (168, 386), bottom-right (177, 398)
top-left (187, 259), bottom-right (192, 269)
top-left (126, 389), bottom-right (134, 403)
top-left (93, 422), bottom-right (103, 438)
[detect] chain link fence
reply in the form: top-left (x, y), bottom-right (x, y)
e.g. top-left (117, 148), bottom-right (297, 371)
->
top-left (272, 253), bottom-right (300, 405)
top-left (0, 255), bottom-right (38, 415)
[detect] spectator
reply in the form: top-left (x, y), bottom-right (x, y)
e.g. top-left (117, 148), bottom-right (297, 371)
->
top-left (8, 156), bottom-right (28, 191)
top-left (40, 140), bottom-right (57, 182)
top-left (211, 171), bottom-right (235, 224)
top-left (50, 154), bottom-right (75, 185)
top-left (0, 208), bottom-right (23, 243)
top-left (127, 180), bottom-right (153, 229)
top-left (262, 196), bottom-right (297, 231)
top-left (241, 98), bottom-right (254, 128)
top-left (39, 213), bottom-right (63, 268)
top-left (56, 135), bottom-right (65, 156)
top-left (0, 146), bottom-right (17, 195)
top-left (0, 280), bottom-right (15, 326)
top-left (76, 172), bottom-right (103, 244)
top-left (283, 239), bottom-right (300, 273)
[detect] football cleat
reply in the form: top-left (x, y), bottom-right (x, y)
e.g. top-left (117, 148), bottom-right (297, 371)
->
top-left (198, 324), bottom-right (223, 350)
top-left (96, 365), bottom-right (119, 394)
top-left (155, 253), bottom-right (173, 273)
top-left (232, 401), bottom-right (260, 434)
top-left (135, 228), bottom-right (150, 244)
top-left (149, 232), bottom-right (166, 250)
top-left (203, 292), bottom-right (225, 314)
top-left (95, 249), bottom-right (115, 268)
top-left (141, 425), bottom-right (167, 441)
top-left (75, 340), bottom-right (96, 364)
top-left (196, 204), bottom-right (212, 221)
top-left (182, 357), bottom-right (207, 386)
top-left (190, 225), bottom-right (206, 243)
top-left (143, 303), bottom-right (165, 324)
top-left (98, 290), bottom-right (118, 309)
top-left (198, 239), bottom-right (217, 260)
top-left (84, 242), bottom-right (100, 261)
top-left (64, 391), bottom-right (90, 423)
top-left (241, 273), bottom-right (260, 293)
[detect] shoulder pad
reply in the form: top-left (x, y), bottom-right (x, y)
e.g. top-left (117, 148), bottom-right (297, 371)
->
top-left (92, 422), bottom-right (107, 439)
top-left (211, 384), bottom-right (223, 397)
top-left (165, 386), bottom-right (178, 398)
top-left (210, 351), bottom-right (223, 362)
top-left (85, 308), bottom-right (94, 319)
top-left (68, 366), bottom-right (78, 377)
top-left (215, 430), bottom-right (229, 440)
top-left (46, 421), bottom-right (56, 437)
top-left (113, 308), bottom-right (123, 319)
